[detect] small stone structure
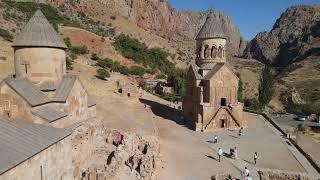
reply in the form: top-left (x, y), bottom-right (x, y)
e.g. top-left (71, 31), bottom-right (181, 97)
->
top-left (182, 12), bottom-right (245, 131)
top-left (0, 118), bottom-right (72, 179)
top-left (0, 10), bottom-right (96, 128)
top-left (116, 81), bottom-right (141, 97)
top-left (155, 81), bottom-right (174, 95)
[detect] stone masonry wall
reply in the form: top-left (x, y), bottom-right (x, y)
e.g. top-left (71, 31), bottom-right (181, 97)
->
top-left (0, 135), bottom-right (72, 180)
top-left (0, 82), bottom-right (33, 122)
top-left (14, 47), bottom-right (66, 84)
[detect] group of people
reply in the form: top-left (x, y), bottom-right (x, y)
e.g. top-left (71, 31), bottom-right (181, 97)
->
top-left (214, 135), bottom-right (259, 164)
top-left (213, 132), bottom-right (259, 179)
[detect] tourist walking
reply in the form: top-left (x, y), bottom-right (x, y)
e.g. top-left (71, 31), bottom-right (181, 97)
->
top-left (218, 148), bottom-right (223, 162)
top-left (254, 152), bottom-right (258, 165)
top-left (239, 127), bottom-right (243, 136)
top-left (214, 135), bottom-right (218, 143)
top-left (244, 167), bottom-right (250, 177)
top-left (234, 147), bottom-right (238, 159)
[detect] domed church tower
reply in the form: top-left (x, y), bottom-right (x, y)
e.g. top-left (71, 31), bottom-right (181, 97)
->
top-left (12, 10), bottom-right (67, 85)
top-left (182, 12), bottom-right (245, 131)
top-left (195, 13), bottom-right (226, 76)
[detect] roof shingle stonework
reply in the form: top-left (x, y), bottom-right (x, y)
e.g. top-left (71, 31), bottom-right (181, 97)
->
top-left (4, 77), bottom-right (51, 107)
top-left (196, 12), bottom-right (226, 40)
top-left (53, 75), bottom-right (77, 102)
top-left (32, 106), bottom-right (68, 122)
top-left (12, 10), bottom-right (67, 49)
top-left (0, 117), bottom-right (71, 175)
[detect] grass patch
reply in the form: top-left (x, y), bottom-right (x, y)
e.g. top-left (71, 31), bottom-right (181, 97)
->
top-left (96, 57), bottom-right (147, 77)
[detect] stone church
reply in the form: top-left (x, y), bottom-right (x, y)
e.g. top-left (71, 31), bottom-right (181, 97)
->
top-left (182, 13), bottom-right (245, 131)
top-left (0, 10), bottom-right (96, 128)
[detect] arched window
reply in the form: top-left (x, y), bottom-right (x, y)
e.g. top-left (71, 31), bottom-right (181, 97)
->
top-left (204, 45), bottom-right (210, 58)
top-left (211, 46), bottom-right (217, 58)
top-left (218, 46), bottom-right (223, 58)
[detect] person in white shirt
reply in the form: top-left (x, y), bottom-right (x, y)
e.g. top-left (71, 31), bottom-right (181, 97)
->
top-left (244, 167), bottom-right (250, 177)
top-left (214, 135), bottom-right (218, 143)
top-left (218, 148), bottom-right (223, 162)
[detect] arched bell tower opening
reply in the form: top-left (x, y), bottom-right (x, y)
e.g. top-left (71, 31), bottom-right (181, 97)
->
top-left (195, 13), bottom-right (227, 74)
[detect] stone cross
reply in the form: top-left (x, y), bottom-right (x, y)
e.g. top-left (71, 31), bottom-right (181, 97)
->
top-left (21, 62), bottom-right (30, 74)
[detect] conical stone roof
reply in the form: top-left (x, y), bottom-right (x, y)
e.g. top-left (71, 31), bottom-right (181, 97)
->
top-left (196, 12), bottom-right (226, 40)
top-left (12, 10), bottom-right (67, 49)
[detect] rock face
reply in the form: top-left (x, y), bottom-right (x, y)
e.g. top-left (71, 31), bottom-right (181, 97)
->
top-left (44, 0), bottom-right (244, 56)
top-left (244, 5), bottom-right (320, 66)
top-left (127, 1), bottom-right (244, 56)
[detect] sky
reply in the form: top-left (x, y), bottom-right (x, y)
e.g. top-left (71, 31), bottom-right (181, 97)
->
top-left (168, 0), bottom-right (320, 40)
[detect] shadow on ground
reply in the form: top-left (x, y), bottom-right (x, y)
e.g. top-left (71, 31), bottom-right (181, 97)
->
top-left (205, 155), bottom-right (219, 162)
top-left (139, 98), bottom-right (189, 128)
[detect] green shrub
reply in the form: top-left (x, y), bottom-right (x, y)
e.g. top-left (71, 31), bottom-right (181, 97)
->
top-left (70, 53), bottom-right (78, 60)
top-left (63, 37), bottom-right (88, 55)
top-left (244, 98), bottom-right (262, 112)
top-left (129, 66), bottom-right (146, 77)
top-left (286, 102), bottom-right (320, 115)
top-left (113, 34), bottom-right (185, 96)
top-left (110, 16), bottom-right (116, 20)
top-left (236, 73), bottom-right (243, 102)
top-left (97, 58), bottom-right (113, 69)
top-left (96, 68), bottom-right (110, 79)
top-left (0, 28), bottom-right (13, 41)
top-left (70, 46), bottom-right (88, 55)
top-left (156, 74), bottom-right (167, 79)
top-left (63, 38), bottom-right (72, 48)
top-left (91, 53), bottom-right (100, 61)
top-left (3, 1), bottom-right (74, 30)
top-left (66, 57), bottom-right (73, 70)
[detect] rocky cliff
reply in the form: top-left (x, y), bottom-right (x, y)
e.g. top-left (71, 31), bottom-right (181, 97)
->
top-left (39, 0), bottom-right (245, 56)
top-left (244, 5), bottom-right (320, 66)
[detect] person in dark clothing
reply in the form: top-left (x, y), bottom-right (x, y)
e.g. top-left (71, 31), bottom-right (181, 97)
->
top-left (254, 152), bottom-right (258, 165)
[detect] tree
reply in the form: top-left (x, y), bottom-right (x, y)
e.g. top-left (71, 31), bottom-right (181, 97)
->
top-left (236, 73), bottom-right (243, 102)
top-left (258, 65), bottom-right (274, 107)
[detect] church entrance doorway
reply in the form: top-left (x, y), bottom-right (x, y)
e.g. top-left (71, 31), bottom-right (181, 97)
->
top-left (220, 119), bottom-right (226, 128)
top-left (221, 98), bottom-right (226, 106)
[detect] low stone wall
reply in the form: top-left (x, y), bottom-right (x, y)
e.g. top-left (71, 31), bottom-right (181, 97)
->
top-left (258, 171), bottom-right (309, 180)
